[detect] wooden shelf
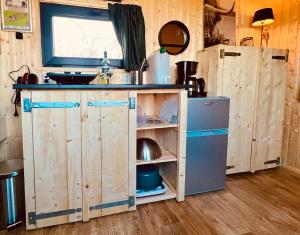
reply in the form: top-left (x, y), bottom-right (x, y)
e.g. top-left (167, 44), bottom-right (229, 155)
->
top-left (137, 122), bottom-right (178, 130)
top-left (136, 180), bottom-right (176, 205)
top-left (136, 149), bottom-right (177, 165)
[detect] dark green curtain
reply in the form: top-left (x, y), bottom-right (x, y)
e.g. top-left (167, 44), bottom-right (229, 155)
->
top-left (108, 3), bottom-right (146, 72)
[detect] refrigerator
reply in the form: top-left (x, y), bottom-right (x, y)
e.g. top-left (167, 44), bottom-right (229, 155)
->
top-left (185, 96), bottom-right (230, 195)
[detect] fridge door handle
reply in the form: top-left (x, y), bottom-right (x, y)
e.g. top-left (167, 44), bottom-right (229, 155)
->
top-left (204, 101), bottom-right (214, 106)
top-left (187, 129), bottom-right (228, 138)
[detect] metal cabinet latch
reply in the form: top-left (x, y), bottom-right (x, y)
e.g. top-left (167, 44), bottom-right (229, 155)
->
top-left (129, 97), bottom-right (136, 109)
top-left (226, 165), bottom-right (235, 170)
top-left (264, 157), bottom-right (280, 165)
top-left (28, 208), bottom-right (82, 225)
top-left (89, 196), bottom-right (135, 211)
top-left (23, 98), bottom-right (80, 112)
top-left (272, 50), bottom-right (289, 62)
top-left (87, 98), bottom-right (135, 109)
top-left (220, 49), bottom-right (241, 58)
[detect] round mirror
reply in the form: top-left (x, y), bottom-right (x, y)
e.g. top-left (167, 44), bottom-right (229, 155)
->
top-left (158, 21), bottom-right (190, 55)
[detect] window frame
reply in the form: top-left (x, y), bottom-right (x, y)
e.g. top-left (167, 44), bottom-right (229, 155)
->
top-left (40, 3), bottom-right (124, 68)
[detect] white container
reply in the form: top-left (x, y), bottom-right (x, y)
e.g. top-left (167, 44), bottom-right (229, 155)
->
top-left (146, 48), bottom-right (171, 84)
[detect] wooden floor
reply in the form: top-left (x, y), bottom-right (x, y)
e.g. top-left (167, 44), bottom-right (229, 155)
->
top-left (2, 167), bottom-right (300, 235)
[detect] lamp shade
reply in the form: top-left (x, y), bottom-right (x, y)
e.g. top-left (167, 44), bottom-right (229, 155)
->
top-left (252, 8), bottom-right (274, 27)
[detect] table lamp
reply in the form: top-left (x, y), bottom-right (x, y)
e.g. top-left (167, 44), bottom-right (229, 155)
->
top-left (252, 8), bottom-right (274, 47)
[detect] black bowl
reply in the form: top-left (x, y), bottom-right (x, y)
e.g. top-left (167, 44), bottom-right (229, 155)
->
top-left (47, 73), bottom-right (96, 85)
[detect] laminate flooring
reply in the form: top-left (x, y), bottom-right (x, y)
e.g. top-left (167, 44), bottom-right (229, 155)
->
top-left (2, 167), bottom-right (300, 235)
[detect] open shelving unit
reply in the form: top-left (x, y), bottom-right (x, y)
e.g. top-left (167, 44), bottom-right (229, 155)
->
top-left (136, 148), bottom-right (177, 165)
top-left (137, 122), bottom-right (178, 131)
top-left (135, 90), bottom-right (186, 205)
top-left (136, 177), bottom-right (176, 205)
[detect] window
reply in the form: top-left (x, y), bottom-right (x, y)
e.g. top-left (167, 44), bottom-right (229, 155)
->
top-left (40, 3), bottom-right (123, 68)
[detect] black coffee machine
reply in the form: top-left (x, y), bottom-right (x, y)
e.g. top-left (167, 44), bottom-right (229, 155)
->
top-left (176, 61), bottom-right (206, 97)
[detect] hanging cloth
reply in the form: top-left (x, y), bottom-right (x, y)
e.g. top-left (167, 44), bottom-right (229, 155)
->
top-left (108, 3), bottom-right (146, 72)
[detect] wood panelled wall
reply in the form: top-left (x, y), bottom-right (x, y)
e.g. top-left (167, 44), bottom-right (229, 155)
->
top-left (1, 0), bottom-right (299, 172)
top-left (0, 0), bottom-right (203, 161)
top-left (236, 0), bottom-right (300, 171)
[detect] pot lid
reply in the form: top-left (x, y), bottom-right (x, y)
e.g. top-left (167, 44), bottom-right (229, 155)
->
top-left (0, 159), bottom-right (24, 179)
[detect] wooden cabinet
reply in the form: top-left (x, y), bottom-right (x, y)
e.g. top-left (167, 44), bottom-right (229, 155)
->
top-left (21, 90), bottom-right (136, 229)
top-left (135, 90), bottom-right (187, 204)
top-left (197, 45), bottom-right (288, 174)
top-left (81, 91), bottom-right (135, 220)
top-left (22, 91), bottom-right (83, 229)
top-left (20, 88), bottom-right (185, 230)
top-left (251, 48), bottom-right (287, 172)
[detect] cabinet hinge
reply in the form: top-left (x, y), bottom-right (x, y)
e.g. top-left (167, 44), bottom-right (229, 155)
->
top-left (87, 100), bottom-right (129, 107)
top-left (89, 196), bottom-right (135, 211)
top-left (272, 50), bottom-right (289, 62)
top-left (226, 165), bottom-right (235, 170)
top-left (87, 98), bottom-right (135, 109)
top-left (28, 208), bottom-right (82, 225)
top-left (23, 98), bottom-right (80, 112)
top-left (220, 49), bottom-right (241, 58)
top-left (129, 97), bottom-right (136, 109)
top-left (264, 157), bottom-right (280, 165)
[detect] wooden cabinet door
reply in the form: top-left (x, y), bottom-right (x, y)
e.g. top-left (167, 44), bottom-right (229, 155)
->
top-left (30, 91), bottom-right (82, 228)
top-left (251, 48), bottom-right (288, 172)
top-left (82, 91), bottom-right (134, 221)
top-left (218, 46), bottom-right (259, 174)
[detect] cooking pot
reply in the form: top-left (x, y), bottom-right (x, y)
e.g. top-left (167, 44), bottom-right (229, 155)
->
top-left (137, 164), bottom-right (163, 191)
top-left (137, 138), bottom-right (161, 161)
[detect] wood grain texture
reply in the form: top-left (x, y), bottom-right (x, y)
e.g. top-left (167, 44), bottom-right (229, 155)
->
top-left (4, 167), bottom-right (300, 235)
top-left (251, 48), bottom-right (288, 172)
top-left (81, 91), bottom-right (103, 220)
top-left (236, 0), bottom-right (300, 172)
top-left (197, 45), bottom-right (259, 174)
top-left (100, 91), bottom-right (130, 216)
top-left (20, 91), bottom-right (36, 230)
top-left (136, 89), bottom-right (186, 203)
top-left (128, 91), bottom-right (137, 211)
top-left (197, 45), bottom-right (288, 174)
top-left (0, 0), bottom-right (203, 162)
top-left (0, 115), bottom-right (7, 142)
top-left (31, 91), bottom-right (82, 228)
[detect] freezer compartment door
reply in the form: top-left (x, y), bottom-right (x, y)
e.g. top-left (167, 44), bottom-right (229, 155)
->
top-left (185, 131), bottom-right (228, 195)
top-left (187, 97), bottom-right (230, 131)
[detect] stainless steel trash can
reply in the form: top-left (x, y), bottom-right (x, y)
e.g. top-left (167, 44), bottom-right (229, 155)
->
top-left (0, 159), bottom-right (25, 229)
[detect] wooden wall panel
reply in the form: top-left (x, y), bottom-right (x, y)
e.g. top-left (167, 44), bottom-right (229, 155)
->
top-left (236, 0), bottom-right (300, 171)
top-left (3, 0), bottom-right (299, 172)
top-left (0, 0), bottom-right (203, 162)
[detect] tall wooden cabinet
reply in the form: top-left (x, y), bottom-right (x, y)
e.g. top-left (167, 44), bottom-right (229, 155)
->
top-left (197, 45), bottom-right (288, 174)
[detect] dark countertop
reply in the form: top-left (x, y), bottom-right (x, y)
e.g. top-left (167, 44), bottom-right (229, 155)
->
top-left (13, 84), bottom-right (185, 90)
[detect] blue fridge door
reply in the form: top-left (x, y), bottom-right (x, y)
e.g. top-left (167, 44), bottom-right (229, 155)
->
top-left (185, 130), bottom-right (228, 195)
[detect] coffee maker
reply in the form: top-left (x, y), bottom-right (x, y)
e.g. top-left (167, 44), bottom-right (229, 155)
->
top-left (176, 61), bottom-right (206, 97)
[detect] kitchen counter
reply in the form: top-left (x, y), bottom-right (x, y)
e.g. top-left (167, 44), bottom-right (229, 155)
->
top-left (13, 84), bottom-right (185, 90)
top-left (19, 88), bottom-right (187, 230)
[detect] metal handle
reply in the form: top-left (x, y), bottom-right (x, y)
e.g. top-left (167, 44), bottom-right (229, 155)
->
top-left (187, 129), bottom-right (228, 138)
top-left (87, 101), bottom-right (129, 107)
top-left (31, 102), bottom-right (80, 109)
top-left (204, 101), bottom-right (214, 106)
top-left (87, 98), bottom-right (136, 109)
top-left (23, 98), bottom-right (80, 112)
top-left (220, 49), bottom-right (241, 58)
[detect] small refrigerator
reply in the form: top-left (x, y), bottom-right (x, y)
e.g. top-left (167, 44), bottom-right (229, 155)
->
top-left (185, 96), bottom-right (230, 195)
